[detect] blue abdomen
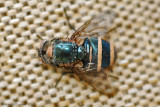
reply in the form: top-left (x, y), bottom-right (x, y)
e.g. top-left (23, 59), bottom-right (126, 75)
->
top-left (82, 38), bottom-right (112, 68)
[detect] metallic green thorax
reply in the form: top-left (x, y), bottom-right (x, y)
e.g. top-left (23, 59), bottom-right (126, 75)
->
top-left (52, 40), bottom-right (85, 65)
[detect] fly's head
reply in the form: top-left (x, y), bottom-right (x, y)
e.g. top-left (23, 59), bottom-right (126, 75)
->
top-left (38, 40), bottom-right (53, 65)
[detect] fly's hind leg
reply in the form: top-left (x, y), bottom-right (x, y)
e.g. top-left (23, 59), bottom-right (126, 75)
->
top-left (103, 68), bottom-right (118, 80)
top-left (106, 26), bottom-right (118, 34)
top-left (107, 73), bottom-right (118, 79)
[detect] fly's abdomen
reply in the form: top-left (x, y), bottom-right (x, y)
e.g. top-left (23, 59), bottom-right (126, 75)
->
top-left (82, 38), bottom-right (116, 69)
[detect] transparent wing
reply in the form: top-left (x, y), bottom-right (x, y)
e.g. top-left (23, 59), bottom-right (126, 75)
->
top-left (71, 10), bottom-right (117, 40)
top-left (73, 68), bottom-right (119, 97)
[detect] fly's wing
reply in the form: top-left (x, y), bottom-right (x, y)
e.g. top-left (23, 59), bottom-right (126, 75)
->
top-left (71, 10), bottom-right (117, 40)
top-left (73, 68), bottom-right (119, 97)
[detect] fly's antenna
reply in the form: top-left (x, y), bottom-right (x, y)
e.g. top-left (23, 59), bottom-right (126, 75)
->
top-left (64, 8), bottom-right (76, 32)
top-left (37, 34), bottom-right (44, 40)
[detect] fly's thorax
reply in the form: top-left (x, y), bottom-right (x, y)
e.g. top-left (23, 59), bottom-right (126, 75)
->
top-left (77, 46), bottom-right (86, 60)
top-left (51, 40), bottom-right (86, 65)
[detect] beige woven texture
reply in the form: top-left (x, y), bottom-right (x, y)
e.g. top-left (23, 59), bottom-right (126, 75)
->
top-left (0, 0), bottom-right (160, 107)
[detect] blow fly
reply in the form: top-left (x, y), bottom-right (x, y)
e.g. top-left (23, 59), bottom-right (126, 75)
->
top-left (37, 8), bottom-right (118, 96)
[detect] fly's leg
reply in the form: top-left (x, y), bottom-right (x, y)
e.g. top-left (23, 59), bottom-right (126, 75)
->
top-left (64, 8), bottom-right (76, 31)
top-left (37, 34), bottom-right (44, 40)
top-left (107, 73), bottom-right (118, 79)
top-left (55, 71), bottom-right (73, 87)
top-left (104, 71), bottom-right (118, 80)
top-left (106, 26), bottom-right (118, 34)
top-left (108, 68), bottom-right (118, 79)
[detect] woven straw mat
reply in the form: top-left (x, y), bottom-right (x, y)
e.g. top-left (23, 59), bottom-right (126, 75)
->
top-left (0, 0), bottom-right (160, 107)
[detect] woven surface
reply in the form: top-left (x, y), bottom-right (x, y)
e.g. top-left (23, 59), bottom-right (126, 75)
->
top-left (0, 0), bottom-right (160, 107)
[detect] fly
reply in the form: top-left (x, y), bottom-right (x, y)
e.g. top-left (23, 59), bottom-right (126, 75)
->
top-left (37, 8), bottom-right (118, 97)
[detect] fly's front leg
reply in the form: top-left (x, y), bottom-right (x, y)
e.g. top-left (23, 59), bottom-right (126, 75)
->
top-left (64, 8), bottom-right (76, 31)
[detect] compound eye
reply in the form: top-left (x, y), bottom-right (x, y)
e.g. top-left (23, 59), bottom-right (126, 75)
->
top-left (40, 40), bottom-right (49, 50)
top-left (42, 50), bottom-right (46, 55)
